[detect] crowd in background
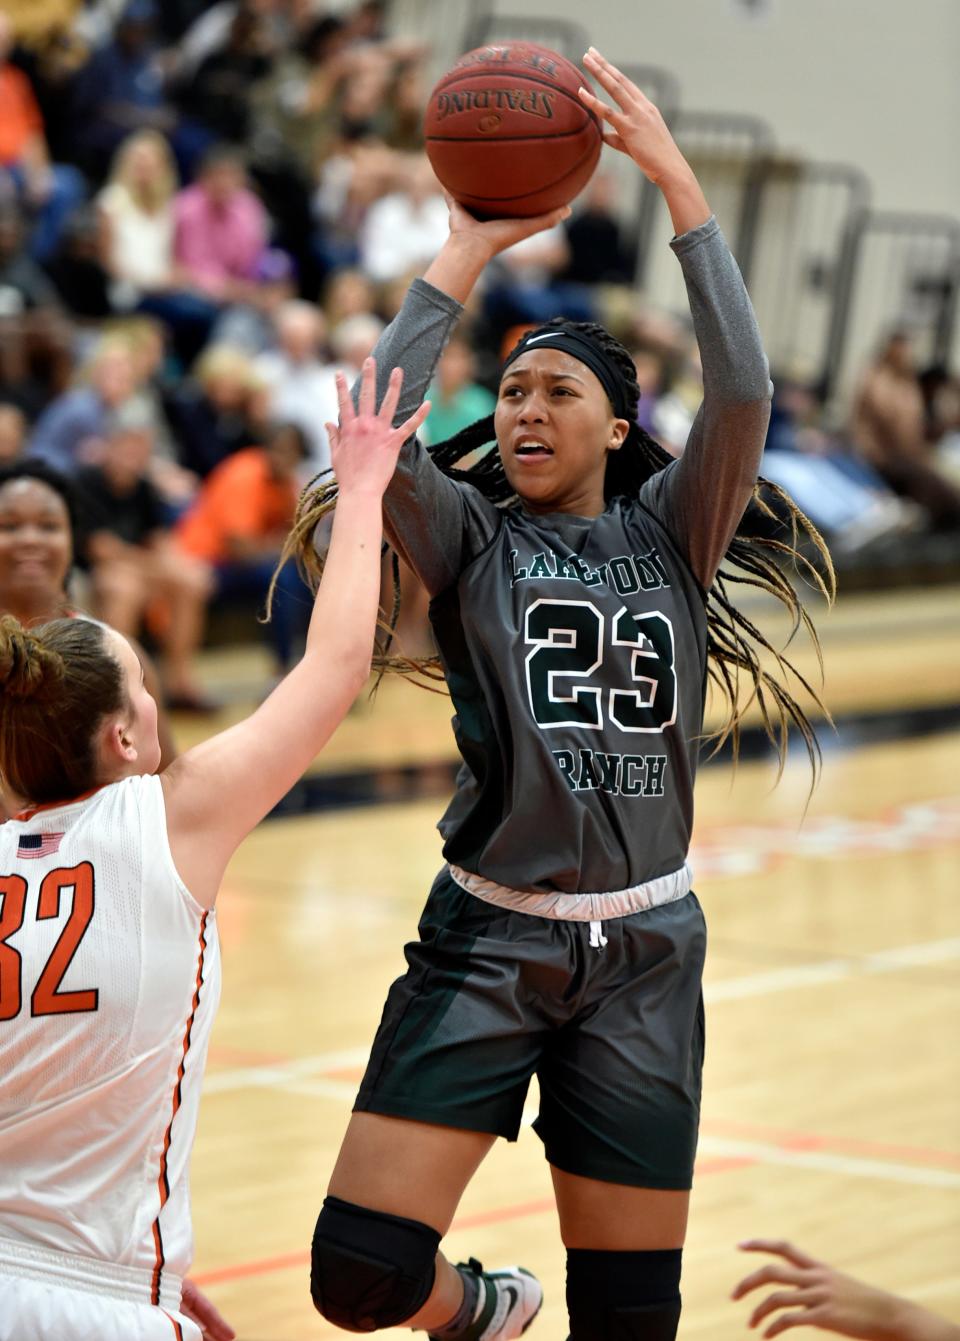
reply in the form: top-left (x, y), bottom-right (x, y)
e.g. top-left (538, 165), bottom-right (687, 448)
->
top-left (1, 0), bottom-right (959, 708)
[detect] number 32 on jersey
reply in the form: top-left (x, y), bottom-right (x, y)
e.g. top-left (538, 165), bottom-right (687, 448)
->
top-left (524, 598), bottom-right (677, 732)
top-left (0, 863), bottom-right (98, 1021)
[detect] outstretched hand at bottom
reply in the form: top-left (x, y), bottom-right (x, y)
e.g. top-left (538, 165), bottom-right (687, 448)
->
top-left (327, 358), bottom-right (431, 498)
top-left (732, 1239), bottom-right (960, 1341)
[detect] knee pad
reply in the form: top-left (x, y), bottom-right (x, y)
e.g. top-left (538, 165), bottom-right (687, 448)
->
top-left (566, 1247), bottom-right (683, 1341)
top-left (310, 1195), bottom-right (440, 1332)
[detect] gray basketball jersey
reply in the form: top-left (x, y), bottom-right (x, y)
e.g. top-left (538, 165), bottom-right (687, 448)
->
top-left (360, 214), bottom-right (771, 896)
top-left (431, 496), bottom-right (707, 894)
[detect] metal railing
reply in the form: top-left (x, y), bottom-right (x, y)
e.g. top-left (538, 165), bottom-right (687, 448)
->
top-left (823, 211), bottom-right (960, 404)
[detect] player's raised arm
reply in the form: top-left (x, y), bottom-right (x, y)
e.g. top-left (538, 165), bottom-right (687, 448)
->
top-left (347, 196), bottom-right (573, 596)
top-left (579, 47), bottom-right (772, 589)
top-left (160, 360), bottom-right (430, 906)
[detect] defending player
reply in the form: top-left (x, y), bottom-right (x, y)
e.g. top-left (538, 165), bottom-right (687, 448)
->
top-left (288, 48), bottom-right (834, 1341)
top-left (0, 365), bottom-right (429, 1341)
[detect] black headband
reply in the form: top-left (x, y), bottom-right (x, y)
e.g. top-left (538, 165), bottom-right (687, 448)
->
top-left (501, 328), bottom-right (632, 420)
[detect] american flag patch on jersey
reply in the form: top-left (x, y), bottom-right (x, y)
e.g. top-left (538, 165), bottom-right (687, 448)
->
top-left (18, 832), bottom-right (64, 859)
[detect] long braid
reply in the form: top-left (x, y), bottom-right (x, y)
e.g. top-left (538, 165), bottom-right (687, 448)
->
top-left (280, 320), bottom-right (835, 780)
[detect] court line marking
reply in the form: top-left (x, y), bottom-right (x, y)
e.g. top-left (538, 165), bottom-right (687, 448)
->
top-left (189, 1140), bottom-right (957, 1291)
top-left (203, 934), bottom-right (960, 1099)
top-left (695, 1137), bottom-right (960, 1190)
top-left (704, 936), bottom-right (960, 1003)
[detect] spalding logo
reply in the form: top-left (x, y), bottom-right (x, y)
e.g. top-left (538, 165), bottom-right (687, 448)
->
top-left (435, 88), bottom-right (555, 120)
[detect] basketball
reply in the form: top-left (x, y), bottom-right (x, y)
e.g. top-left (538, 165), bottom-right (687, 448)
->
top-left (423, 42), bottom-right (603, 218)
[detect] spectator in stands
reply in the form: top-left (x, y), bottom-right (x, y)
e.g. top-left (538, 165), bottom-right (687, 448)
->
top-left (423, 336), bottom-right (495, 450)
top-left (73, 421), bottom-right (213, 709)
top-left (0, 459), bottom-right (176, 770)
top-left (171, 0), bottom-right (289, 84)
top-left (482, 218), bottom-right (594, 345)
top-left (327, 311), bottom-right (383, 390)
top-left (43, 206), bottom-right (114, 324)
top-left (97, 129), bottom-right (178, 302)
top-left (0, 402), bottom-right (25, 464)
top-left (165, 342), bottom-right (258, 479)
top-left (174, 143), bottom-right (293, 350)
top-left (0, 10), bottom-right (86, 260)
top-left (312, 124), bottom-right (395, 277)
top-left (762, 378), bottom-right (915, 552)
top-left (173, 144), bottom-right (267, 304)
top-left (174, 421), bottom-right (312, 675)
top-left (563, 171), bottom-right (635, 286)
top-left (174, 4), bottom-right (274, 145)
top-left (27, 335), bottom-right (138, 474)
top-left (851, 330), bottom-right (960, 530)
top-left (358, 152), bottom-right (448, 284)
top-left (248, 12), bottom-right (351, 177)
top-left (0, 203), bottom-right (60, 312)
top-left (321, 265), bottom-right (377, 326)
top-left (97, 129), bottom-right (219, 363)
top-left (254, 299), bottom-right (336, 471)
top-left (69, 0), bottom-right (176, 181)
top-left (0, 204), bottom-right (72, 410)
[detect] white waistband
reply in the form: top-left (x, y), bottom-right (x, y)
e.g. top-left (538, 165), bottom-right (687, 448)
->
top-left (447, 862), bottom-right (692, 921)
top-left (0, 1235), bottom-right (182, 1312)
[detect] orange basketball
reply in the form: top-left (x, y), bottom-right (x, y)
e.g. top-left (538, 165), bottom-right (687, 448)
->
top-left (424, 42), bottom-right (602, 218)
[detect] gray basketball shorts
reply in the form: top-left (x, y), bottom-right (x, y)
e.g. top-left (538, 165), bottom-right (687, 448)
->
top-left (354, 867), bottom-right (707, 1189)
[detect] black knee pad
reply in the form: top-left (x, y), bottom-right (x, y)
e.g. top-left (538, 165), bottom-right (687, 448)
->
top-left (566, 1247), bottom-right (683, 1341)
top-left (310, 1195), bottom-right (440, 1332)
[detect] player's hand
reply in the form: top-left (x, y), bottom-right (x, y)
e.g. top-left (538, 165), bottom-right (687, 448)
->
top-left (444, 192), bottom-right (572, 261)
top-left (578, 47), bottom-right (687, 185)
top-left (180, 1277), bottom-right (236, 1341)
top-left (731, 1239), bottom-right (920, 1339)
top-left (327, 358), bottom-right (430, 497)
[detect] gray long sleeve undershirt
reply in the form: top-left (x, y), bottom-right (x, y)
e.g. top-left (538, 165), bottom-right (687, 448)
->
top-left (361, 214), bottom-right (772, 595)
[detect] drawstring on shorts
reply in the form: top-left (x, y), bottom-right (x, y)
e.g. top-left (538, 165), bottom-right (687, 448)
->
top-left (588, 920), bottom-right (608, 950)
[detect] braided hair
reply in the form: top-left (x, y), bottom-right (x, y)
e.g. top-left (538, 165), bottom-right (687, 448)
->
top-left (279, 318), bottom-right (835, 782)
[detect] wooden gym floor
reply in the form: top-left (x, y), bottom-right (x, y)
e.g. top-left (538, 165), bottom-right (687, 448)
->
top-left (178, 583), bottom-right (960, 1340)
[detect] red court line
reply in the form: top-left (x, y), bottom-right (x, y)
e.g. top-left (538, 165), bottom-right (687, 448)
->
top-left (190, 1159), bottom-right (756, 1288)
top-left (700, 1118), bottom-right (960, 1170)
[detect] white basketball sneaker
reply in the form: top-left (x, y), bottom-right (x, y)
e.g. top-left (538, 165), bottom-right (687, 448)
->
top-left (428, 1259), bottom-right (543, 1340)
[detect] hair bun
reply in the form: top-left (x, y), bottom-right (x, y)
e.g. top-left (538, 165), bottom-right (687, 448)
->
top-left (0, 615), bottom-right (65, 702)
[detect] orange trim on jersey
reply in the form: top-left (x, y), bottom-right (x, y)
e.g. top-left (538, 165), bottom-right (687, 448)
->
top-left (14, 786), bottom-right (104, 821)
top-left (151, 911), bottom-right (210, 1306)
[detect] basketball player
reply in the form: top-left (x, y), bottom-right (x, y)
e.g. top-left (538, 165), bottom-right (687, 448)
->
top-left (0, 364), bottom-right (429, 1341)
top-left (291, 48), bottom-right (832, 1341)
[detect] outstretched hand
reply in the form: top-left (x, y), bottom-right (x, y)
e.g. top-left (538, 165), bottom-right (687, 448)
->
top-left (578, 47), bottom-right (686, 185)
top-left (578, 46), bottom-right (709, 235)
top-left (327, 358), bottom-right (430, 497)
top-left (731, 1239), bottom-right (956, 1340)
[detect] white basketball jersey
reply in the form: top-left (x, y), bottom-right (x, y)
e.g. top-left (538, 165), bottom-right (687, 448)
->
top-left (0, 775), bottom-right (221, 1305)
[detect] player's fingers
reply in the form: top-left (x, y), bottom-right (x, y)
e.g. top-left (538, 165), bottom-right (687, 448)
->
top-left (393, 398), bottom-right (431, 444)
top-left (732, 1264), bottom-right (809, 1300)
top-left (763, 1308), bottom-right (813, 1338)
top-left (577, 84), bottom-right (621, 126)
top-left (334, 369), bottom-right (353, 425)
top-left (377, 365), bottom-right (404, 424)
top-left (325, 422), bottom-right (339, 453)
top-left (583, 47), bottom-right (641, 107)
top-left (357, 356), bottom-right (377, 418)
top-left (739, 1241), bottom-right (821, 1271)
top-left (602, 131), bottom-right (629, 155)
top-left (749, 1288), bottom-right (817, 1329)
